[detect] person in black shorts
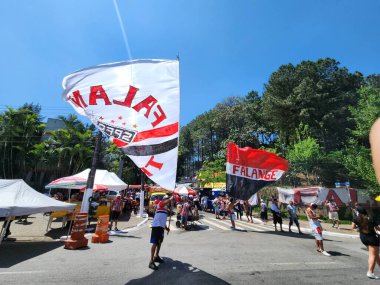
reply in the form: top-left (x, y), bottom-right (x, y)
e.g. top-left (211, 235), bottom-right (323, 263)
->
top-left (271, 198), bottom-right (283, 232)
top-left (352, 207), bottom-right (380, 279)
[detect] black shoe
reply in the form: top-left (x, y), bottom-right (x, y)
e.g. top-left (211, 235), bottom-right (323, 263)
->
top-left (149, 262), bottom-right (158, 270)
top-left (115, 228), bottom-right (119, 231)
top-left (154, 256), bottom-right (164, 263)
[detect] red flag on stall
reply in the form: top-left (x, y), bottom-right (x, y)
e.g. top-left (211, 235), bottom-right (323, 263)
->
top-left (226, 142), bottom-right (288, 200)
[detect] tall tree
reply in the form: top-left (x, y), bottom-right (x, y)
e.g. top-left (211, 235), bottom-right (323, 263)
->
top-left (0, 104), bottom-right (44, 181)
top-left (343, 85), bottom-right (380, 195)
top-left (262, 58), bottom-right (363, 151)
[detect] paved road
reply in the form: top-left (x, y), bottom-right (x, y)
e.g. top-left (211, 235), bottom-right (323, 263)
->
top-left (0, 212), bottom-right (374, 285)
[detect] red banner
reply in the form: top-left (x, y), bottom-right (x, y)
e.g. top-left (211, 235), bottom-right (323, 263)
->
top-left (226, 142), bottom-right (288, 200)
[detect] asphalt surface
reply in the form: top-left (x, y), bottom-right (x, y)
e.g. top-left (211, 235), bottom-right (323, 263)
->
top-left (0, 212), bottom-right (375, 285)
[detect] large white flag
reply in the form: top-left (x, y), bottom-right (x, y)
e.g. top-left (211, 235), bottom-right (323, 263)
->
top-left (62, 59), bottom-right (180, 190)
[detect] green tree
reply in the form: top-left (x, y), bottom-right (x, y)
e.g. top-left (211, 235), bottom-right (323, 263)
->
top-left (343, 85), bottom-right (380, 196)
top-left (262, 58), bottom-right (363, 151)
top-left (0, 104), bottom-right (44, 181)
top-left (197, 159), bottom-right (226, 187)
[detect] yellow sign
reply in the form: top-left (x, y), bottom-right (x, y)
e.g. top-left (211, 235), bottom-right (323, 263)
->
top-left (203, 182), bottom-right (226, 188)
top-left (375, 195), bottom-right (380, 202)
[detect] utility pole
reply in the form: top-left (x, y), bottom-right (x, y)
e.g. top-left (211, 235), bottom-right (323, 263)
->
top-left (118, 156), bottom-right (124, 178)
top-left (80, 131), bottom-right (102, 213)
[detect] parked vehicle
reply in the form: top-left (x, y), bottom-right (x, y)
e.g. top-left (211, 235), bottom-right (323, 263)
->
top-left (148, 192), bottom-right (166, 215)
top-left (105, 190), bottom-right (119, 200)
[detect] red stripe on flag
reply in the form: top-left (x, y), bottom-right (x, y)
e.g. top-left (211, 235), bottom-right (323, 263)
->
top-left (112, 122), bottom-right (179, 148)
top-left (133, 122), bottom-right (179, 143)
top-left (227, 142), bottom-right (288, 171)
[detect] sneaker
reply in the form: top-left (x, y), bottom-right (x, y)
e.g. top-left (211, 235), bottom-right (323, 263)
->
top-left (154, 256), bottom-right (164, 263)
top-left (322, 251), bottom-right (331, 256)
top-left (115, 228), bottom-right (119, 231)
top-left (367, 272), bottom-right (380, 279)
top-left (336, 227), bottom-right (340, 230)
top-left (149, 262), bottom-right (158, 270)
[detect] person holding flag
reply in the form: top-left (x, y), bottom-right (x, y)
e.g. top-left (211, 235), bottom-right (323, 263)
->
top-left (149, 194), bottom-right (173, 270)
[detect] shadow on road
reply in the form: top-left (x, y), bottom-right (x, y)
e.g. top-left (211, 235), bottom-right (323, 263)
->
top-left (126, 258), bottom-right (230, 285)
top-left (0, 241), bottom-right (63, 268)
top-left (328, 251), bottom-right (350, 256)
top-left (254, 230), bottom-right (315, 239)
top-left (45, 227), bottom-right (70, 239)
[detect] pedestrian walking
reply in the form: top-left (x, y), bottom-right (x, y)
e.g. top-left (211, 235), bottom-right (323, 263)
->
top-left (201, 195), bottom-right (208, 212)
top-left (235, 200), bottom-right (243, 221)
top-left (352, 207), bottom-right (380, 279)
top-left (306, 203), bottom-right (330, 256)
top-left (325, 198), bottom-right (340, 229)
top-left (149, 194), bottom-right (173, 270)
top-left (109, 194), bottom-right (123, 231)
top-left (213, 197), bottom-right (220, 219)
top-left (220, 198), bottom-right (226, 219)
top-left (226, 198), bottom-right (239, 229)
top-left (270, 198), bottom-right (283, 232)
top-left (181, 197), bottom-right (191, 229)
top-left (244, 200), bottom-right (253, 223)
top-left (260, 199), bottom-right (268, 223)
top-left (286, 201), bottom-right (303, 234)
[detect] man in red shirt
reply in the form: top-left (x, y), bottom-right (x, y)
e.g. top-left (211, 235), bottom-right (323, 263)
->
top-left (109, 194), bottom-right (123, 231)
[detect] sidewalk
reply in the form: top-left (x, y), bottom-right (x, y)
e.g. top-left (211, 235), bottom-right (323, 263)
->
top-left (2, 211), bottom-right (148, 242)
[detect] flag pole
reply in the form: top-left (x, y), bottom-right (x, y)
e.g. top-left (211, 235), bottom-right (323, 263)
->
top-left (80, 131), bottom-right (102, 214)
top-left (138, 171), bottom-right (145, 217)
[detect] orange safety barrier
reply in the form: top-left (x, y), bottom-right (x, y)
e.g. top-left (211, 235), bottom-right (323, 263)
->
top-left (64, 213), bottom-right (89, 250)
top-left (91, 215), bottom-right (110, 243)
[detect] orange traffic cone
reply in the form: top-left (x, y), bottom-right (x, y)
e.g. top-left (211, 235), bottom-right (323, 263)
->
top-left (64, 213), bottom-right (89, 250)
top-left (91, 215), bottom-right (110, 243)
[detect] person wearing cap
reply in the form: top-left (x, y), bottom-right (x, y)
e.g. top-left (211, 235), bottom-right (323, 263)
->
top-left (306, 203), bottom-right (330, 256)
top-left (109, 194), bottom-right (123, 231)
top-left (149, 194), bottom-right (173, 270)
top-left (352, 207), bottom-right (380, 279)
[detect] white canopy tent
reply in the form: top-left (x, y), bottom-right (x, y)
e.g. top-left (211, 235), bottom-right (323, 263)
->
top-left (0, 179), bottom-right (76, 244)
top-left (46, 169), bottom-right (128, 191)
top-left (45, 169), bottom-right (128, 214)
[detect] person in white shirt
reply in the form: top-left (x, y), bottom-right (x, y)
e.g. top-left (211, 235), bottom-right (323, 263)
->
top-left (286, 201), bottom-right (303, 234)
top-left (149, 194), bottom-right (173, 270)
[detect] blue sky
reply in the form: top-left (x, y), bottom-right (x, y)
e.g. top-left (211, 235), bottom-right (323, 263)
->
top-left (1, 0), bottom-right (379, 126)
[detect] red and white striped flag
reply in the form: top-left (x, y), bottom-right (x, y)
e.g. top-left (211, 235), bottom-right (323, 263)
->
top-left (62, 59), bottom-right (180, 190)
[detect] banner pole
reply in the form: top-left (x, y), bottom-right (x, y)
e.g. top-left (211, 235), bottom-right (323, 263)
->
top-left (80, 131), bottom-right (102, 214)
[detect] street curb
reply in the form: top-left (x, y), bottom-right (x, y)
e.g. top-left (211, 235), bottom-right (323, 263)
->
top-left (136, 217), bottom-right (149, 228)
top-left (59, 217), bottom-right (150, 239)
top-left (252, 217), bottom-right (359, 239)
